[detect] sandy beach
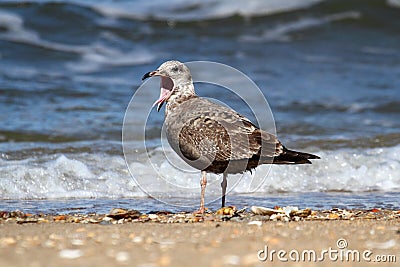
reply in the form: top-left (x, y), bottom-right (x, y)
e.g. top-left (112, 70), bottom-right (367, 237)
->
top-left (1, 209), bottom-right (399, 267)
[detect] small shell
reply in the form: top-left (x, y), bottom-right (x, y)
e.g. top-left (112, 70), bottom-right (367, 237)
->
top-left (282, 206), bottom-right (299, 217)
top-left (328, 213), bottom-right (340, 220)
top-left (291, 209), bottom-right (312, 218)
top-left (16, 218), bottom-right (38, 224)
top-left (251, 206), bottom-right (283, 216)
top-left (109, 208), bottom-right (128, 216)
top-left (216, 206), bottom-right (237, 216)
top-left (107, 208), bottom-right (141, 220)
top-left (148, 214), bottom-right (158, 220)
top-left (54, 215), bottom-right (67, 221)
top-left (270, 214), bottom-right (281, 220)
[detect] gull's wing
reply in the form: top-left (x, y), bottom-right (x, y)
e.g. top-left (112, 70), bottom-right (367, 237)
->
top-left (175, 98), bottom-right (283, 162)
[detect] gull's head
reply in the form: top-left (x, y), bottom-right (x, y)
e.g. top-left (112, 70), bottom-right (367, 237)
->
top-left (142, 60), bottom-right (193, 111)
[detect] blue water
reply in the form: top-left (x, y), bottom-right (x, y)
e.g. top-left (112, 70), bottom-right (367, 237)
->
top-left (0, 0), bottom-right (399, 213)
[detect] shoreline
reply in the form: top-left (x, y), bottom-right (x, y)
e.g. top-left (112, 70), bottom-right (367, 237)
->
top-left (1, 208), bottom-right (399, 266)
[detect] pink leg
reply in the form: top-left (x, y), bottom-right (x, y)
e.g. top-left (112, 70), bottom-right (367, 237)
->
top-left (195, 171), bottom-right (207, 214)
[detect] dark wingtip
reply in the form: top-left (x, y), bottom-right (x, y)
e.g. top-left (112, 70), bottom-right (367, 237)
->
top-left (299, 159), bottom-right (312, 164)
top-left (272, 148), bottom-right (320, 164)
top-left (142, 71), bottom-right (152, 81)
top-left (306, 154), bottom-right (320, 160)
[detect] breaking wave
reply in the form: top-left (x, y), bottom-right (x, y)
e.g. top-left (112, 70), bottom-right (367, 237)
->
top-left (1, 145), bottom-right (399, 200)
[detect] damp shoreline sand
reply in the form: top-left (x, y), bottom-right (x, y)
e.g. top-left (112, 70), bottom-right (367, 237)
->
top-left (1, 209), bottom-right (399, 267)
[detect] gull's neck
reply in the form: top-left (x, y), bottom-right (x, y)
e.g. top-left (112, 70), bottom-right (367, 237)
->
top-left (165, 82), bottom-right (196, 116)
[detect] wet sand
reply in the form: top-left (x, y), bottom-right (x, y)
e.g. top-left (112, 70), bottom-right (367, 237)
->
top-left (0, 211), bottom-right (399, 267)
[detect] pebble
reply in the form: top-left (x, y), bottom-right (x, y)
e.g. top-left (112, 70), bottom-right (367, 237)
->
top-left (59, 249), bottom-right (83, 259)
top-left (247, 220), bottom-right (262, 226)
top-left (71, 239), bottom-right (84, 246)
top-left (54, 215), bottom-right (67, 221)
top-left (89, 218), bottom-right (99, 224)
top-left (148, 214), bottom-right (158, 220)
top-left (49, 233), bottom-right (64, 240)
top-left (42, 240), bottom-right (56, 248)
top-left (132, 236), bottom-right (144, 243)
top-left (16, 218), bottom-right (38, 224)
top-left (328, 213), bottom-right (340, 220)
top-left (270, 214), bottom-right (280, 221)
top-left (222, 255), bottom-right (240, 265)
top-left (158, 240), bottom-right (176, 250)
top-left (115, 251), bottom-right (130, 263)
top-left (0, 237), bottom-right (17, 247)
top-left (282, 206), bottom-right (298, 217)
top-left (365, 239), bottom-right (396, 249)
top-left (216, 206), bottom-right (236, 216)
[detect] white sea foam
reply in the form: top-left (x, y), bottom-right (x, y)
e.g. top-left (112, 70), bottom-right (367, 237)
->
top-left (0, 10), bottom-right (40, 43)
top-left (65, 43), bottom-right (155, 73)
top-left (5, 0), bottom-right (324, 21)
top-left (0, 10), bottom-right (155, 73)
top-left (240, 11), bottom-right (360, 42)
top-left (387, 0), bottom-right (400, 8)
top-left (0, 154), bottom-right (145, 199)
top-left (0, 145), bottom-right (399, 200)
top-left (88, 0), bottom-right (324, 21)
top-left (247, 146), bottom-right (400, 193)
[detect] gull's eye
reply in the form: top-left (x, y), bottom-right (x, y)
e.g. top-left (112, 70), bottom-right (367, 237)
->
top-left (171, 67), bottom-right (179, 72)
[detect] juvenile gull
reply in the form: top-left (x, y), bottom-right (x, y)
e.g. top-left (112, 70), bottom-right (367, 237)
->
top-left (142, 60), bottom-right (319, 213)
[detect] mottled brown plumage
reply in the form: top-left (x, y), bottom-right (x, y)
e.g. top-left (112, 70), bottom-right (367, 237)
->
top-left (142, 60), bottom-right (319, 213)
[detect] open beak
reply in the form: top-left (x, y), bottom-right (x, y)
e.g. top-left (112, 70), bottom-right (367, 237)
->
top-left (141, 70), bottom-right (174, 112)
top-left (142, 70), bottom-right (158, 81)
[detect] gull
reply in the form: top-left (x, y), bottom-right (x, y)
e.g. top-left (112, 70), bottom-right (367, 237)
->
top-left (142, 60), bottom-right (319, 213)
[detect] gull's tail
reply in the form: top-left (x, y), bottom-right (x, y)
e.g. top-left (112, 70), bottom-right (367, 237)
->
top-left (273, 147), bottom-right (320, 164)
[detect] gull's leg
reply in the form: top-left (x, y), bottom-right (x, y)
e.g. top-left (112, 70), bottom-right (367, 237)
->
top-left (195, 171), bottom-right (207, 214)
top-left (221, 171), bottom-right (228, 208)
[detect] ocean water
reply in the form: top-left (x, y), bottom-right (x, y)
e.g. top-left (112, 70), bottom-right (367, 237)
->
top-left (0, 0), bottom-right (399, 213)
